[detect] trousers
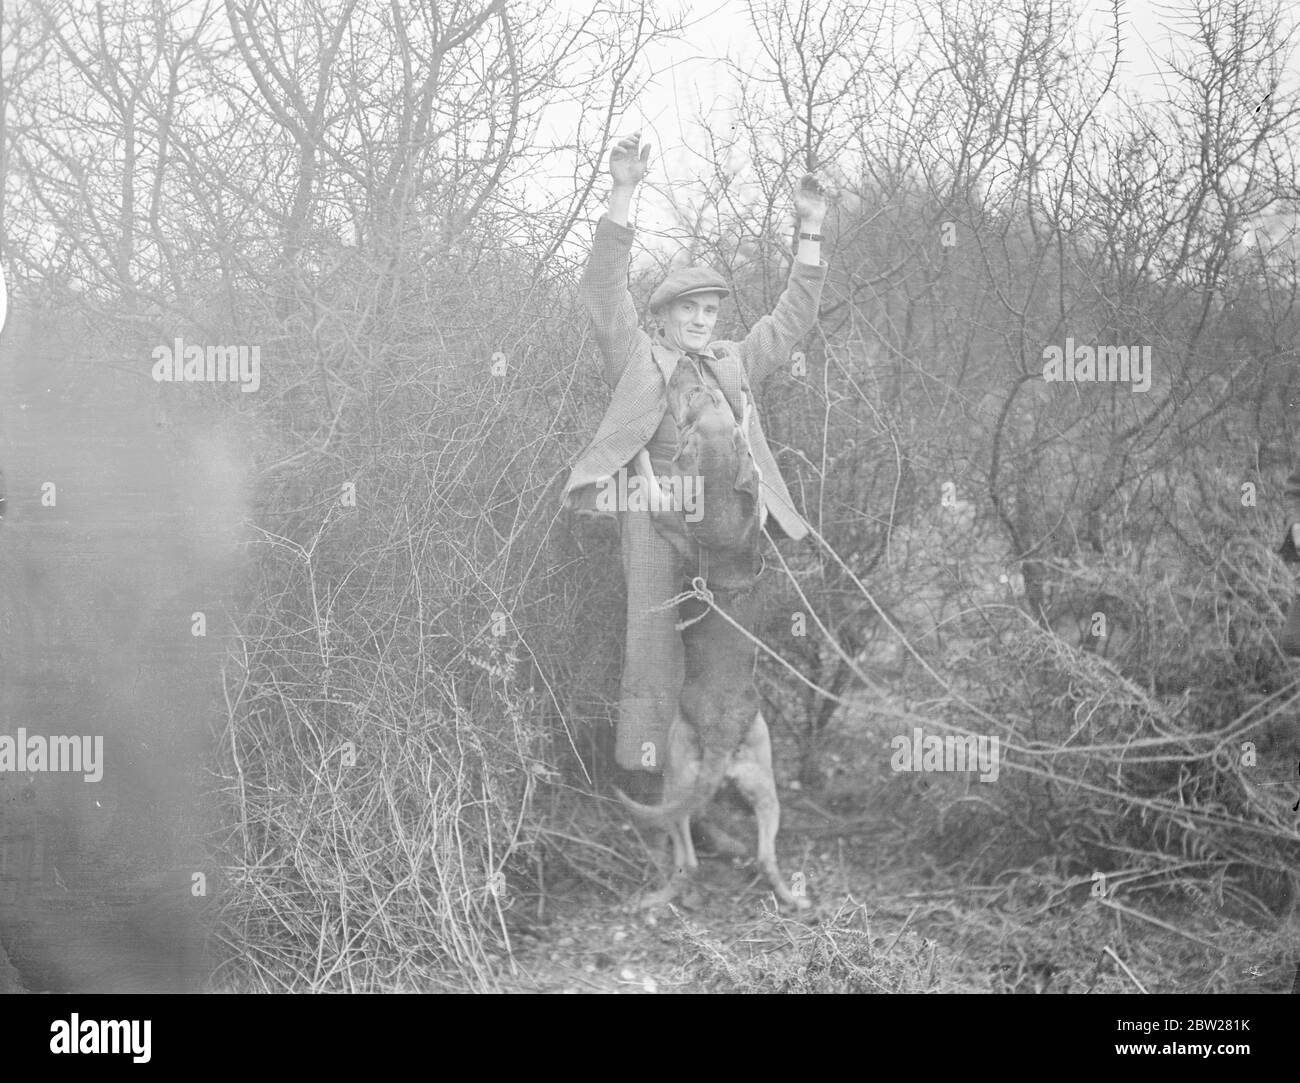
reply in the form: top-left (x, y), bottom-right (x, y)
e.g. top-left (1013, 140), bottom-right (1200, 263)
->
top-left (615, 505), bottom-right (685, 771)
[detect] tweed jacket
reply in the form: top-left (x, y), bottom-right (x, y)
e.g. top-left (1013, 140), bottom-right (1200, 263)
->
top-left (563, 214), bottom-right (827, 541)
top-left (1281, 463), bottom-right (1300, 562)
top-left (1286, 464), bottom-right (1300, 523)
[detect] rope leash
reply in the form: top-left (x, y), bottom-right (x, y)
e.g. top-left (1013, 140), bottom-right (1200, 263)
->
top-left (646, 576), bottom-right (713, 630)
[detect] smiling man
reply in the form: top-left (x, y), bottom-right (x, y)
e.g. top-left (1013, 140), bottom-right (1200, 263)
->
top-left (658, 281), bottom-right (723, 353)
top-left (563, 132), bottom-right (829, 814)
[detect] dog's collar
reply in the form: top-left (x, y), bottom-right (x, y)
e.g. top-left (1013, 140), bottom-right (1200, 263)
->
top-left (695, 547), bottom-right (764, 592)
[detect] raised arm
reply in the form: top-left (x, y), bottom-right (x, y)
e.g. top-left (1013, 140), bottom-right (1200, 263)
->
top-left (578, 133), bottom-right (652, 388)
top-left (738, 174), bottom-right (830, 386)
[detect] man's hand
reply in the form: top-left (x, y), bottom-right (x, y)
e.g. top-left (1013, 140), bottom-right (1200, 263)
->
top-left (794, 173), bottom-right (829, 227)
top-left (633, 449), bottom-right (675, 512)
top-left (610, 132), bottom-right (652, 189)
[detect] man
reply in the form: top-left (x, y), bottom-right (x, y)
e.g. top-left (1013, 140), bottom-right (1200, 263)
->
top-left (562, 131), bottom-right (829, 808)
top-left (1279, 469), bottom-right (1300, 654)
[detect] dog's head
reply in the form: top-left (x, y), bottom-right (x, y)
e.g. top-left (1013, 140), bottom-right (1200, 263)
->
top-left (650, 359), bottom-right (762, 582)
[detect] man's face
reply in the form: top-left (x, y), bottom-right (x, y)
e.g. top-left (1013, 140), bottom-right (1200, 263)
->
top-left (661, 292), bottom-right (721, 352)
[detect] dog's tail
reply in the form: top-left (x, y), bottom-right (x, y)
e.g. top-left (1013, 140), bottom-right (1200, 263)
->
top-left (614, 748), bottom-right (730, 830)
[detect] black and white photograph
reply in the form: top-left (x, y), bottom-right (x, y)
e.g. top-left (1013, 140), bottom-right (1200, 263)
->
top-left (0, 0), bottom-right (1297, 1029)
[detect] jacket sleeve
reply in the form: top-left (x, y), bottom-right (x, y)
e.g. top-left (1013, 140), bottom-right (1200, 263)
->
top-left (578, 214), bottom-right (646, 389)
top-left (737, 258), bottom-right (828, 386)
top-left (1281, 463), bottom-right (1300, 561)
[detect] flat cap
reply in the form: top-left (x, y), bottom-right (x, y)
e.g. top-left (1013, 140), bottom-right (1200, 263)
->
top-left (648, 266), bottom-right (730, 314)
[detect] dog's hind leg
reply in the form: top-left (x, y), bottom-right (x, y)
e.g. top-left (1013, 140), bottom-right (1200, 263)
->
top-left (637, 723), bottom-right (703, 909)
top-left (638, 814), bottom-right (699, 909)
top-left (730, 712), bottom-right (811, 910)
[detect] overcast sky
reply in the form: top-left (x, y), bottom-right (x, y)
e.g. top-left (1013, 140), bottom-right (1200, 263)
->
top-left (538, 0), bottom-right (1292, 260)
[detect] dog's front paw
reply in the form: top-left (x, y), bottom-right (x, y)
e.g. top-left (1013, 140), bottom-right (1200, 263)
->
top-left (637, 888), bottom-right (675, 911)
top-left (637, 873), bottom-right (700, 911)
top-left (677, 882), bottom-right (703, 910)
top-left (752, 862), bottom-right (814, 912)
top-left (767, 885), bottom-right (813, 911)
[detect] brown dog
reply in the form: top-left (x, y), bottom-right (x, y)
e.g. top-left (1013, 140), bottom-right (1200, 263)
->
top-left (617, 359), bottom-right (809, 910)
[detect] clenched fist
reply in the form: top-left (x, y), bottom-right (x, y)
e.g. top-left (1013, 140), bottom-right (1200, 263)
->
top-left (610, 131), bottom-right (652, 189)
top-left (794, 173), bottom-right (830, 227)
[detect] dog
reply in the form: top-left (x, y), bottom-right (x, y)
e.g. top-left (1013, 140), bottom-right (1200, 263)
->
top-left (617, 358), bottom-right (809, 910)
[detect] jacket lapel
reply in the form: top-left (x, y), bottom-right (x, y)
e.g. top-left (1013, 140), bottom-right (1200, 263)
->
top-left (648, 339), bottom-right (679, 389)
top-left (698, 351), bottom-right (746, 420)
top-left (651, 334), bottom-right (745, 420)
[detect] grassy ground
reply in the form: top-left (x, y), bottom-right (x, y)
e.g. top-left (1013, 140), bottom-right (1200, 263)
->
top-left (487, 699), bottom-right (1300, 995)
top-left (4, 704), bottom-right (1295, 993)
top-left (493, 789), bottom-right (1300, 995)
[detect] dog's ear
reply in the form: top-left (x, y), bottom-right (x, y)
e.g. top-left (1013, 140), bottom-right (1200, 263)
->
top-left (675, 419), bottom-right (702, 477)
top-left (665, 356), bottom-right (697, 416)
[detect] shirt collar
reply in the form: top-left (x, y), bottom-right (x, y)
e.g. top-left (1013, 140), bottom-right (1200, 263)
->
top-left (652, 329), bottom-right (717, 383)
